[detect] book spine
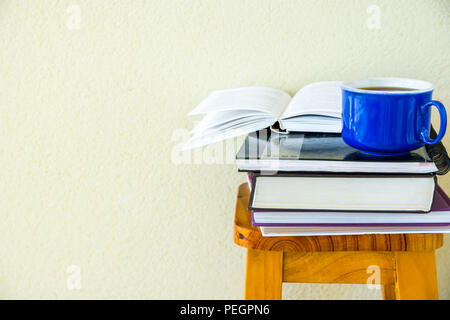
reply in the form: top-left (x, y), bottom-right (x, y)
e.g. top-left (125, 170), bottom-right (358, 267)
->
top-left (246, 173), bottom-right (252, 191)
top-left (253, 222), bottom-right (450, 227)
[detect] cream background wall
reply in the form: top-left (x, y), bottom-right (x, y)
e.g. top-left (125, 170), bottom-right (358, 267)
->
top-left (0, 0), bottom-right (448, 299)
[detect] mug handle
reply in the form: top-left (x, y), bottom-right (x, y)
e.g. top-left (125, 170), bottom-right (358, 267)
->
top-left (420, 101), bottom-right (447, 145)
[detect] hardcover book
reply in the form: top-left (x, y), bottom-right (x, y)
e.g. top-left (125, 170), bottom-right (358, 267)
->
top-left (248, 173), bottom-right (436, 213)
top-left (259, 224), bottom-right (450, 237)
top-left (236, 129), bottom-right (438, 174)
top-left (252, 185), bottom-right (450, 227)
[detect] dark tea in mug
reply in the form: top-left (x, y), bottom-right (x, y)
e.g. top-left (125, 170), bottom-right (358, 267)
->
top-left (358, 87), bottom-right (418, 92)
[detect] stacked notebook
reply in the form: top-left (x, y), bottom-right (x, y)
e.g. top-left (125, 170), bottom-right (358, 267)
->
top-left (237, 129), bottom-right (450, 237)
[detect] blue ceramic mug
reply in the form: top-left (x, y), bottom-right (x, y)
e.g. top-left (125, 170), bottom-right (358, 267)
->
top-left (341, 78), bottom-right (447, 156)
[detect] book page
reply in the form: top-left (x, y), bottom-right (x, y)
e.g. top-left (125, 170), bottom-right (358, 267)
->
top-left (280, 81), bottom-right (342, 119)
top-left (183, 118), bottom-right (275, 150)
top-left (260, 225), bottom-right (450, 237)
top-left (192, 117), bottom-right (272, 138)
top-left (189, 86), bottom-right (291, 117)
top-left (191, 109), bottom-right (269, 133)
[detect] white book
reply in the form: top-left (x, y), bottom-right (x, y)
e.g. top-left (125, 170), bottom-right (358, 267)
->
top-left (184, 82), bottom-right (342, 149)
top-left (260, 225), bottom-right (450, 237)
top-left (249, 175), bottom-right (436, 213)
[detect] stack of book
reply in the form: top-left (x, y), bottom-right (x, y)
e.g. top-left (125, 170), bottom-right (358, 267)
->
top-left (236, 129), bottom-right (450, 237)
top-left (185, 82), bottom-right (450, 237)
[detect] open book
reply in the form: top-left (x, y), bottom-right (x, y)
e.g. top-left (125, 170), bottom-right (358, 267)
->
top-left (184, 81), bottom-right (342, 149)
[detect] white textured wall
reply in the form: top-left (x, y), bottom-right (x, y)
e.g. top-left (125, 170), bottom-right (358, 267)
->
top-left (0, 0), bottom-right (449, 299)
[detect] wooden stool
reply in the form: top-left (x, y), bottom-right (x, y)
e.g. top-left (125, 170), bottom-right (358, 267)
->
top-left (234, 183), bottom-right (443, 300)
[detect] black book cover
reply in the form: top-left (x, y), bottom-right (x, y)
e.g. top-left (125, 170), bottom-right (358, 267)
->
top-left (236, 127), bottom-right (449, 175)
top-left (236, 129), bottom-right (431, 162)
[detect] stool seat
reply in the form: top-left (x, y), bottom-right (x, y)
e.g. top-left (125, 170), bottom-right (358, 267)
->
top-left (233, 183), bottom-right (444, 300)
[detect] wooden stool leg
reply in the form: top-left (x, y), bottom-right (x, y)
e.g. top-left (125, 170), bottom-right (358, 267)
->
top-left (394, 251), bottom-right (439, 300)
top-left (382, 285), bottom-right (396, 300)
top-left (245, 249), bottom-right (283, 300)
